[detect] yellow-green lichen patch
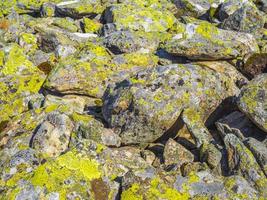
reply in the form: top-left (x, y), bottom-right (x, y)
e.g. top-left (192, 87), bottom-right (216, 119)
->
top-left (52, 18), bottom-right (79, 33)
top-left (121, 183), bottom-right (143, 200)
top-left (83, 17), bottom-right (102, 33)
top-left (30, 150), bottom-right (101, 199)
top-left (108, 4), bottom-right (176, 32)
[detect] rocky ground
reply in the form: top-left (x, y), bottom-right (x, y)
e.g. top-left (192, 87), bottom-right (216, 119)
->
top-left (0, 0), bottom-right (267, 199)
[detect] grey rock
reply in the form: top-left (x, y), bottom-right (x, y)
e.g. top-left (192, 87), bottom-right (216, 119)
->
top-left (237, 74), bottom-right (267, 133)
top-left (245, 137), bottom-right (267, 175)
top-left (164, 21), bottom-right (259, 60)
top-left (163, 138), bottom-right (194, 167)
top-left (103, 63), bottom-right (239, 145)
top-left (221, 1), bottom-right (266, 33)
top-left (31, 112), bottom-right (74, 157)
top-left (224, 134), bottom-right (267, 196)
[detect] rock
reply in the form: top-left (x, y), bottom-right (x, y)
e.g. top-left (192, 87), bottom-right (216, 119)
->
top-left (242, 53), bottom-right (267, 78)
top-left (253, 0), bottom-right (267, 13)
top-left (0, 44), bottom-right (46, 124)
top-left (44, 95), bottom-right (86, 115)
top-left (224, 175), bottom-right (259, 199)
top-left (245, 137), bottom-right (267, 175)
top-left (224, 134), bottom-right (267, 196)
top-left (40, 2), bottom-right (56, 17)
top-left (200, 143), bottom-right (222, 170)
top-left (181, 162), bottom-right (209, 176)
top-left (103, 63), bottom-right (239, 145)
top-left (216, 111), bottom-right (266, 139)
top-left (163, 138), bottom-right (194, 167)
top-left (164, 20), bottom-right (259, 60)
top-left (44, 42), bottom-right (158, 98)
top-left (31, 112), bottom-right (74, 157)
top-left (237, 74), bottom-right (267, 133)
top-left (173, 0), bottom-right (221, 18)
top-left (101, 129), bottom-right (121, 147)
top-left (104, 30), bottom-right (159, 54)
top-left (55, 0), bottom-right (104, 19)
top-left (103, 3), bottom-right (175, 32)
top-left (221, 1), bottom-right (266, 33)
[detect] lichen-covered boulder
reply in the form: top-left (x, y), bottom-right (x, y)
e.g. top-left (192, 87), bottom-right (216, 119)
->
top-left (55, 0), bottom-right (104, 19)
top-left (221, 0), bottom-right (266, 33)
top-left (245, 137), bottom-right (267, 175)
top-left (103, 3), bottom-right (176, 32)
top-left (103, 63), bottom-right (239, 145)
top-left (0, 44), bottom-right (46, 124)
top-left (237, 74), bottom-right (267, 133)
top-left (31, 112), bottom-right (74, 157)
top-left (163, 21), bottom-right (259, 60)
top-left (172, 0), bottom-right (222, 18)
top-left (104, 30), bottom-right (159, 54)
top-left (44, 42), bottom-right (159, 98)
top-left (224, 134), bottom-right (267, 196)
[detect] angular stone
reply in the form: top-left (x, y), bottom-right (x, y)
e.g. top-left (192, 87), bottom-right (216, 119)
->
top-left (242, 53), bottom-right (267, 78)
top-left (103, 63), bottom-right (239, 145)
top-left (237, 74), bottom-right (267, 133)
top-left (245, 137), bottom-right (267, 175)
top-left (221, 1), bottom-right (266, 33)
top-left (163, 138), bottom-right (194, 167)
top-left (44, 42), bottom-right (158, 98)
top-left (55, 0), bottom-right (104, 19)
top-left (104, 30), bottom-right (159, 54)
top-left (173, 0), bottom-right (222, 18)
top-left (224, 134), bottom-right (267, 196)
top-left (103, 3), bottom-right (175, 32)
top-left (31, 112), bottom-right (74, 157)
top-left (164, 21), bottom-right (259, 60)
top-left (216, 111), bottom-right (266, 139)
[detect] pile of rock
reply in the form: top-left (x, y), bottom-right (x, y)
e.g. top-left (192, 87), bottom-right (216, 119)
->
top-left (0, 0), bottom-right (266, 199)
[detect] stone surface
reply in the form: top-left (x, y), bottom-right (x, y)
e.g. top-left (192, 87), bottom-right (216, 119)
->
top-left (163, 138), bottom-right (194, 167)
top-left (237, 74), bottom-right (267, 133)
top-left (31, 112), bottom-right (74, 157)
top-left (164, 20), bottom-right (259, 60)
top-left (103, 63), bottom-right (239, 145)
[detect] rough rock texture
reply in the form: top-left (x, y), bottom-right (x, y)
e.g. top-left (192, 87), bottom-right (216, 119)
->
top-left (163, 138), bottom-right (194, 167)
top-left (31, 112), bottom-right (74, 157)
top-left (237, 74), bottom-right (267, 132)
top-left (1, 0), bottom-right (267, 199)
top-left (163, 20), bottom-right (259, 60)
top-left (103, 63), bottom-right (239, 145)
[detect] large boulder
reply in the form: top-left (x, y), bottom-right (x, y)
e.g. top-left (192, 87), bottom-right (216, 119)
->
top-left (220, 0), bottom-right (266, 33)
top-left (163, 21), bottom-right (259, 60)
top-left (237, 74), bottom-right (267, 133)
top-left (103, 63), bottom-right (239, 145)
top-left (103, 3), bottom-right (176, 32)
top-left (44, 42), bottom-right (159, 98)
